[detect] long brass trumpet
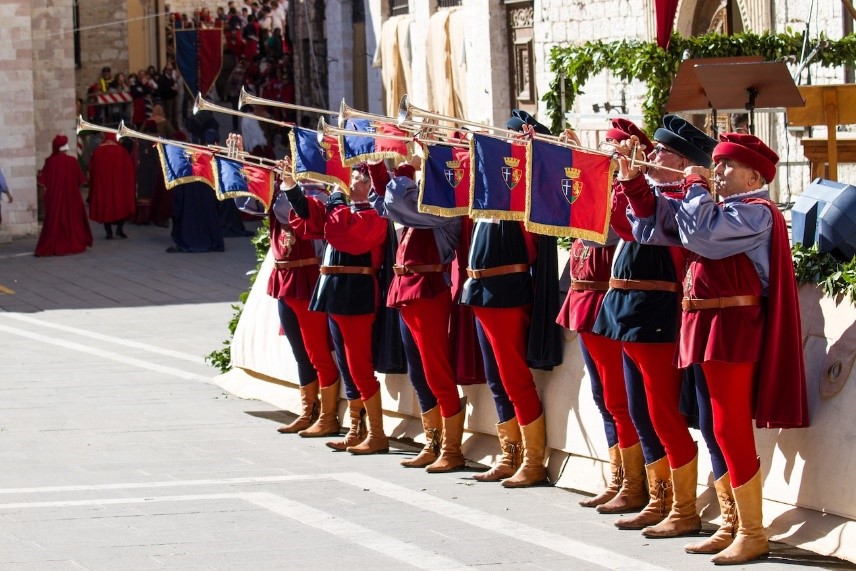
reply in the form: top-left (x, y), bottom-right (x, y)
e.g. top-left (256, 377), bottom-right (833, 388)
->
top-left (338, 98), bottom-right (461, 138)
top-left (194, 93), bottom-right (293, 129)
top-left (397, 95), bottom-right (685, 174)
top-left (237, 87), bottom-right (337, 116)
top-left (317, 116), bottom-right (470, 150)
top-left (77, 117), bottom-right (278, 169)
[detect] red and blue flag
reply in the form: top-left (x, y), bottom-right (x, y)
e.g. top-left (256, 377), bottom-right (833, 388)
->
top-left (288, 126), bottom-right (351, 191)
top-left (213, 156), bottom-right (275, 211)
top-left (469, 133), bottom-right (529, 220)
top-left (338, 118), bottom-right (412, 166)
top-left (174, 29), bottom-right (223, 97)
top-left (418, 141), bottom-right (471, 217)
top-left (525, 138), bottom-right (613, 243)
top-left (157, 143), bottom-right (215, 190)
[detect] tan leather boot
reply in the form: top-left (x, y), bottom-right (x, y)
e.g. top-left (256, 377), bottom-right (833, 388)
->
top-left (597, 442), bottom-right (648, 513)
top-left (502, 414), bottom-right (548, 488)
top-left (347, 391), bottom-right (390, 455)
top-left (685, 473), bottom-right (737, 554)
top-left (326, 399), bottom-right (366, 451)
top-left (277, 380), bottom-right (319, 433)
top-left (426, 402), bottom-right (467, 473)
top-left (711, 470), bottom-right (769, 565)
top-left (299, 379), bottom-right (341, 437)
top-left (401, 406), bottom-right (442, 467)
top-left (615, 456), bottom-right (672, 529)
top-left (472, 417), bottom-right (523, 482)
top-left (580, 444), bottom-right (622, 507)
top-left (643, 451), bottom-right (702, 537)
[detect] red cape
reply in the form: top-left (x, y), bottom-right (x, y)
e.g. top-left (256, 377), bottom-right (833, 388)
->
top-left (35, 153), bottom-right (93, 257)
top-left (748, 198), bottom-right (810, 429)
top-left (88, 141), bottom-right (136, 223)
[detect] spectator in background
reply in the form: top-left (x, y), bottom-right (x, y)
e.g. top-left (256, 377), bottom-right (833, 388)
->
top-left (730, 113), bottom-right (750, 135)
top-left (88, 132), bottom-right (135, 240)
top-left (157, 63), bottom-right (179, 126)
top-left (35, 136), bottom-right (93, 256)
top-left (151, 103), bottom-right (176, 139)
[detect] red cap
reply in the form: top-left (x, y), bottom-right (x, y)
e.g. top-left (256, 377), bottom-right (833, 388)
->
top-left (393, 164), bottom-right (416, 180)
top-left (605, 118), bottom-right (653, 151)
top-left (52, 135), bottom-right (68, 152)
top-left (713, 133), bottom-right (779, 183)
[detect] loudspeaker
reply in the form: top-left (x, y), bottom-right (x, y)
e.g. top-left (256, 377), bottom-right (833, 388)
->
top-left (792, 178), bottom-right (856, 261)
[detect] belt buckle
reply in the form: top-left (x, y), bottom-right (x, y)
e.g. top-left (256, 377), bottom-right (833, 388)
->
top-left (470, 269), bottom-right (482, 279)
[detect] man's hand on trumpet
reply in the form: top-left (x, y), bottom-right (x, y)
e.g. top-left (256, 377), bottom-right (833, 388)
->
top-left (614, 136), bottom-right (647, 181)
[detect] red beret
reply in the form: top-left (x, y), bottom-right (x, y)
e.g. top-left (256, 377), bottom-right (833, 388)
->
top-left (52, 134), bottom-right (68, 152)
top-left (713, 133), bottom-right (779, 183)
top-left (605, 118), bottom-right (653, 151)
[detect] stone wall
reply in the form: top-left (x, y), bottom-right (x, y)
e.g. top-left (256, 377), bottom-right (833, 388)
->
top-left (0, 1), bottom-right (78, 239)
top-left (76, 3), bottom-right (129, 101)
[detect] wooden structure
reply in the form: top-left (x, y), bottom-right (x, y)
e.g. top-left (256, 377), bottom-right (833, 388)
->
top-left (788, 84), bottom-right (856, 181)
top-left (800, 137), bottom-right (856, 181)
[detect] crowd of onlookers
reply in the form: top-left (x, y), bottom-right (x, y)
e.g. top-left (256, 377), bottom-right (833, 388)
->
top-left (85, 0), bottom-right (295, 135)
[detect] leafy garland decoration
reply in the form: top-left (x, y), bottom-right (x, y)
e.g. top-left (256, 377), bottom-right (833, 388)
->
top-left (206, 219), bottom-right (271, 373)
top-left (545, 31), bottom-right (856, 135)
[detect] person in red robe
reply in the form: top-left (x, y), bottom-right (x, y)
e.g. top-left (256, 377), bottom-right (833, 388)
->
top-left (88, 133), bottom-right (136, 239)
top-left (35, 135), bottom-right (93, 257)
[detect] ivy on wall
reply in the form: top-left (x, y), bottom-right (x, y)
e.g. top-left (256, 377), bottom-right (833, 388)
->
top-left (545, 31), bottom-right (856, 134)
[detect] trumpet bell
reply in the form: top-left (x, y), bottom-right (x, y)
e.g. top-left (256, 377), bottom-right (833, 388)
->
top-left (238, 87), bottom-right (250, 110)
top-left (192, 92), bottom-right (205, 115)
top-left (316, 117), bottom-right (327, 144)
top-left (76, 115), bottom-right (120, 136)
top-left (397, 94), bottom-right (411, 126)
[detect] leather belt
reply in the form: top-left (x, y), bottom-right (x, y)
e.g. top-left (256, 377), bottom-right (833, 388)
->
top-left (466, 263), bottom-right (529, 280)
top-left (274, 257), bottom-right (321, 270)
top-left (570, 280), bottom-right (610, 292)
top-left (393, 263), bottom-right (449, 276)
top-left (682, 295), bottom-right (762, 311)
top-left (609, 278), bottom-right (681, 293)
top-left (319, 265), bottom-right (376, 276)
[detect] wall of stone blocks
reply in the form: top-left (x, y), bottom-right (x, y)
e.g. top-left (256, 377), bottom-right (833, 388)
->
top-left (76, 3), bottom-right (129, 101)
top-left (0, 1), bottom-right (79, 238)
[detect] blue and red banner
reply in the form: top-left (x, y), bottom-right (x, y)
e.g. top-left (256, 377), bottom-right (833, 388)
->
top-left (469, 133), bottom-right (529, 220)
top-left (156, 143), bottom-right (215, 190)
top-left (418, 141), bottom-right (471, 217)
top-left (525, 138), bottom-right (613, 243)
top-left (212, 157), bottom-right (275, 211)
top-left (338, 118), bottom-right (412, 166)
top-left (175, 29), bottom-right (223, 97)
top-left (288, 126), bottom-right (350, 191)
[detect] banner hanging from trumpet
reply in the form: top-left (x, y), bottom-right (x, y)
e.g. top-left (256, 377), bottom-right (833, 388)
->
top-left (157, 143), bottom-right (216, 190)
top-left (524, 139), bottom-right (613, 243)
top-left (417, 141), bottom-right (471, 217)
top-left (288, 126), bottom-right (351, 191)
top-left (337, 118), bottom-right (412, 166)
top-left (469, 133), bottom-right (529, 221)
top-left (212, 156), bottom-right (275, 211)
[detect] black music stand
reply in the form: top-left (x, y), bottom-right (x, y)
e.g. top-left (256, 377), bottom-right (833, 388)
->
top-left (665, 56), bottom-right (763, 137)
top-left (694, 61), bottom-right (805, 135)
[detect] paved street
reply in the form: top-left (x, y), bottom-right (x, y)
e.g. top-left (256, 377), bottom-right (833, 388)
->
top-left (0, 221), bottom-right (851, 570)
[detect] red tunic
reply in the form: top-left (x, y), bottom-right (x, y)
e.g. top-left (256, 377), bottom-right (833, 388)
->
top-left (678, 250), bottom-right (764, 367)
top-left (35, 153), bottom-right (93, 257)
top-left (267, 210), bottom-right (320, 300)
top-left (387, 228), bottom-right (448, 307)
top-left (88, 140), bottom-right (136, 223)
top-left (556, 238), bottom-right (615, 333)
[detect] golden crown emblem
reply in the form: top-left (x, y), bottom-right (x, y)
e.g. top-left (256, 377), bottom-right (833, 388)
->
top-left (565, 167), bottom-right (581, 179)
top-left (445, 160), bottom-right (461, 169)
top-left (504, 157), bottom-right (520, 168)
top-left (319, 140), bottom-right (332, 150)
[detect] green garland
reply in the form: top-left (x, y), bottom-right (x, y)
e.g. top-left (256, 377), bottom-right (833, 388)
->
top-left (206, 220), bottom-right (271, 373)
top-left (792, 243), bottom-right (856, 302)
top-left (546, 31), bottom-right (856, 134)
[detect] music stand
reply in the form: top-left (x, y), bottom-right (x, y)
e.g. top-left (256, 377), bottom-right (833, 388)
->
top-left (665, 56), bottom-right (763, 136)
top-left (694, 61), bottom-right (805, 135)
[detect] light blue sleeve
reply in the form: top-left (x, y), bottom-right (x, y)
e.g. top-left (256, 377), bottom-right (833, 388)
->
top-left (0, 167), bottom-right (8, 194)
top-left (234, 195), bottom-right (266, 217)
top-left (628, 193), bottom-right (685, 247)
top-left (674, 186), bottom-right (772, 260)
top-left (376, 176), bottom-right (457, 230)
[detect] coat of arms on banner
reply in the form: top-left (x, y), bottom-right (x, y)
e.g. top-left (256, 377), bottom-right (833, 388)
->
top-left (561, 167), bottom-right (583, 205)
top-left (444, 159), bottom-right (464, 188)
top-left (501, 156), bottom-right (523, 190)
